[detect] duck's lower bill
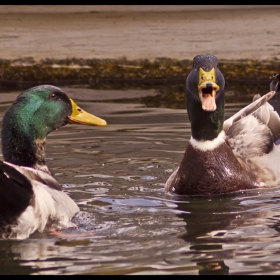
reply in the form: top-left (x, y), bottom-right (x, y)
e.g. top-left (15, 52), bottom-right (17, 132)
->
top-left (68, 99), bottom-right (107, 126)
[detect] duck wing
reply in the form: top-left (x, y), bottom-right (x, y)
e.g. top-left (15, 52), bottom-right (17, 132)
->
top-left (223, 91), bottom-right (280, 159)
top-left (0, 161), bottom-right (34, 237)
top-left (252, 93), bottom-right (280, 143)
top-left (4, 162), bottom-right (61, 191)
top-left (0, 161), bottom-right (79, 239)
top-left (223, 91), bottom-right (276, 133)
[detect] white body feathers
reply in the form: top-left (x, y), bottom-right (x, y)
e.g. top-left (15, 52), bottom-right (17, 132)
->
top-left (4, 162), bottom-right (79, 240)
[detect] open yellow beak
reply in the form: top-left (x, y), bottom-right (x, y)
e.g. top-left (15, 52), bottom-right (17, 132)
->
top-left (68, 99), bottom-right (107, 126)
top-left (198, 68), bottom-right (220, 111)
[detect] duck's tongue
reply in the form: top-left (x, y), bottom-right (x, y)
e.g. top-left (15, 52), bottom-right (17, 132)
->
top-left (201, 92), bottom-right (216, 111)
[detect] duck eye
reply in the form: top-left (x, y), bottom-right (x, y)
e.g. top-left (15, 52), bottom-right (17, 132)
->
top-left (50, 93), bottom-right (57, 100)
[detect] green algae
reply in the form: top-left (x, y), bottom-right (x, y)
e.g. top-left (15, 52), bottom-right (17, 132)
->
top-left (0, 57), bottom-right (279, 89)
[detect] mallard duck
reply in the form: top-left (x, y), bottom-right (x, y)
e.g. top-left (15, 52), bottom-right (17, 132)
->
top-left (165, 54), bottom-right (280, 196)
top-left (0, 85), bottom-right (107, 239)
top-left (268, 72), bottom-right (280, 117)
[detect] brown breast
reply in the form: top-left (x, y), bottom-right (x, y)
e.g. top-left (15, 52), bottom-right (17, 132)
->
top-left (172, 141), bottom-right (258, 195)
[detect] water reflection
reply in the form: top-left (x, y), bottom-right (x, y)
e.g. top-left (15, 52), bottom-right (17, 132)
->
top-left (172, 188), bottom-right (280, 275)
top-left (1, 81), bottom-right (280, 275)
top-left (173, 195), bottom-right (243, 275)
top-left (197, 259), bottom-right (229, 275)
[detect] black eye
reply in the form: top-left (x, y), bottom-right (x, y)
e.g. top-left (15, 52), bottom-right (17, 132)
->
top-left (50, 93), bottom-right (57, 100)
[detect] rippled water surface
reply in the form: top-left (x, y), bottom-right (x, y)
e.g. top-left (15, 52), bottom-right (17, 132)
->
top-left (1, 82), bottom-right (280, 275)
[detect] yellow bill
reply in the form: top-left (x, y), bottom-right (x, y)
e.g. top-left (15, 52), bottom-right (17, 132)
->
top-left (68, 99), bottom-right (107, 126)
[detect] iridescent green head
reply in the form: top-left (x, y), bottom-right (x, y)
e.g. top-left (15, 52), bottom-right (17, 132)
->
top-left (1, 85), bottom-right (106, 169)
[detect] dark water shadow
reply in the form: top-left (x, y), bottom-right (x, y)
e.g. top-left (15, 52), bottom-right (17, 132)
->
top-left (0, 79), bottom-right (270, 111)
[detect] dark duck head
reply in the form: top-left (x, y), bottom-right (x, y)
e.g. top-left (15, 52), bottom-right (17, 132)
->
top-left (186, 54), bottom-right (225, 141)
top-left (165, 54), bottom-right (279, 196)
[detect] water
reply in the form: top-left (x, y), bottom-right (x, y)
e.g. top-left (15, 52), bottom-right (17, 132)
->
top-left (1, 81), bottom-right (280, 275)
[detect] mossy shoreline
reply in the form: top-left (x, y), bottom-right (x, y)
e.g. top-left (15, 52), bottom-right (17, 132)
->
top-left (0, 57), bottom-right (279, 89)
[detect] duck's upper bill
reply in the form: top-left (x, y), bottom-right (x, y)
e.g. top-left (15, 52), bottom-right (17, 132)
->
top-left (68, 99), bottom-right (107, 126)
